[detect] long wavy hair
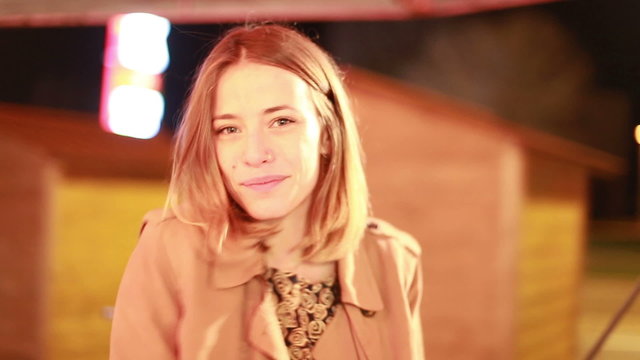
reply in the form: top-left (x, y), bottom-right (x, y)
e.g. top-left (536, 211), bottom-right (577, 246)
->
top-left (165, 24), bottom-right (369, 262)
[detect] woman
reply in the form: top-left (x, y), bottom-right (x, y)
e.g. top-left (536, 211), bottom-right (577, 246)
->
top-left (110, 24), bottom-right (424, 360)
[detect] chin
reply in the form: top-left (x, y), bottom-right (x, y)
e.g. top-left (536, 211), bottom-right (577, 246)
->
top-left (244, 206), bottom-right (288, 221)
top-left (234, 191), bottom-right (311, 222)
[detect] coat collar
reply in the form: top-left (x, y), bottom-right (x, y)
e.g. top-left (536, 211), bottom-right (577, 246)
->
top-left (211, 232), bottom-right (384, 312)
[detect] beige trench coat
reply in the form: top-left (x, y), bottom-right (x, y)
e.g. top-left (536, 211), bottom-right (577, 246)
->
top-left (110, 209), bottom-right (424, 359)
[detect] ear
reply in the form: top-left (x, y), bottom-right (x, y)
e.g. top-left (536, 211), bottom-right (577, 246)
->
top-left (320, 130), bottom-right (331, 157)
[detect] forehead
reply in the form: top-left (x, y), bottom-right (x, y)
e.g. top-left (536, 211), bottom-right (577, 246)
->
top-left (213, 62), bottom-right (313, 115)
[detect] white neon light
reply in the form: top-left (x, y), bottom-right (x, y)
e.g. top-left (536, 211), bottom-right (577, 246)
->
top-left (107, 85), bottom-right (164, 139)
top-left (117, 13), bottom-right (170, 75)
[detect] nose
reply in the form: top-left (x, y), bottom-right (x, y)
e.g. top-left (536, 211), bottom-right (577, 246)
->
top-left (242, 129), bottom-right (273, 167)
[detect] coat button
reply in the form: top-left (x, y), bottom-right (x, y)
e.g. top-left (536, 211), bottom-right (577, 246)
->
top-left (361, 309), bottom-right (376, 317)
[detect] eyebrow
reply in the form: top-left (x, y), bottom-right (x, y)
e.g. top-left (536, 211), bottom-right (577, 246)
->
top-left (212, 105), bottom-right (297, 121)
top-left (264, 105), bottom-right (296, 114)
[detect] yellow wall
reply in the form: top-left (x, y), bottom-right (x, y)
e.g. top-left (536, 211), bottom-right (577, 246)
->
top-left (516, 154), bottom-right (587, 360)
top-left (48, 178), bottom-right (167, 360)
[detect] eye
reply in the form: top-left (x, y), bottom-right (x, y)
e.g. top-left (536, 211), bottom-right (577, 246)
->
top-left (271, 117), bottom-right (294, 127)
top-left (216, 126), bottom-right (239, 135)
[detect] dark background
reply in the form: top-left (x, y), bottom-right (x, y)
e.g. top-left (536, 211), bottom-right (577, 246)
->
top-left (1, 0), bottom-right (638, 218)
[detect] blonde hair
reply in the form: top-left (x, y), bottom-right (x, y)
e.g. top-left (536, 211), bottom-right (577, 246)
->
top-left (165, 24), bottom-right (369, 261)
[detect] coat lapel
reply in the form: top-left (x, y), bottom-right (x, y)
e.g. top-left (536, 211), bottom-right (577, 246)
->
top-left (337, 239), bottom-right (384, 312)
top-left (341, 304), bottom-right (384, 360)
top-left (210, 237), bottom-right (289, 359)
top-left (245, 278), bottom-right (289, 360)
top-left (316, 237), bottom-right (386, 360)
top-left (209, 227), bottom-right (386, 360)
top-left (312, 304), bottom-right (360, 359)
top-left (213, 237), bottom-right (265, 289)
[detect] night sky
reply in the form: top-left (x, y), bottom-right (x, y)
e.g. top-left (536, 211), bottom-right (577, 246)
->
top-left (1, 0), bottom-right (639, 217)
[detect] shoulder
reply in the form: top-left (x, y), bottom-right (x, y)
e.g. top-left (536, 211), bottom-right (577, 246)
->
top-left (135, 208), bottom-right (207, 270)
top-left (139, 208), bottom-right (204, 242)
top-left (139, 208), bottom-right (164, 235)
top-left (358, 218), bottom-right (422, 298)
top-left (363, 217), bottom-right (421, 258)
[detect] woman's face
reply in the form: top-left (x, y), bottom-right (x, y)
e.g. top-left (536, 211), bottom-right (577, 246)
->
top-left (212, 62), bottom-right (323, 222)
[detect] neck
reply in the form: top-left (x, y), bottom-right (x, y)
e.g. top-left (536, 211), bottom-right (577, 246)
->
top-left (261, 199), bottom-right (337, 283)
top-left (263, 200), bottom-right (309, 271)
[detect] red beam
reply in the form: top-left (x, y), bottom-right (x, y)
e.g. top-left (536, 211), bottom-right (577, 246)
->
top-left (0, 0), bottom-right (562, 28)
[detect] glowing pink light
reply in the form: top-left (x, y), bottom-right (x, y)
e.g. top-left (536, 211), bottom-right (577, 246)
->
top-left (100, 13), bottom-right (170, 139)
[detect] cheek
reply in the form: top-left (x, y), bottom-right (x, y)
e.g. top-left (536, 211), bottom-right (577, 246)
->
top-left (215, 143), bottom-right (236, 177)
top-left (295, 135), bottom-right (321, 181)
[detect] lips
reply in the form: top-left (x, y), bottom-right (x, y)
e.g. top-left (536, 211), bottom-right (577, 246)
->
top-left (240, 175), bottom-right (289, 192)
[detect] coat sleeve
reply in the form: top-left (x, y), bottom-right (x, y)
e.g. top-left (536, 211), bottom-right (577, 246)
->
top-left (110, 214), bottom-right (181, 360)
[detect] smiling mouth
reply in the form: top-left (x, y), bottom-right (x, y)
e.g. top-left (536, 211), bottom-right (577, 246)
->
top-left (241, 175), bottom-right (288, 192)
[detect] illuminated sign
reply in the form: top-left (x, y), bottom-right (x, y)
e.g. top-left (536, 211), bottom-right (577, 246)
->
top-left (100, 13), bottom-right (170, 139)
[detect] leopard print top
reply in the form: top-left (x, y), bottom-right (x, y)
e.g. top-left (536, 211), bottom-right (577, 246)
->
top-left (265, 268), bottom-right (341, 360)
